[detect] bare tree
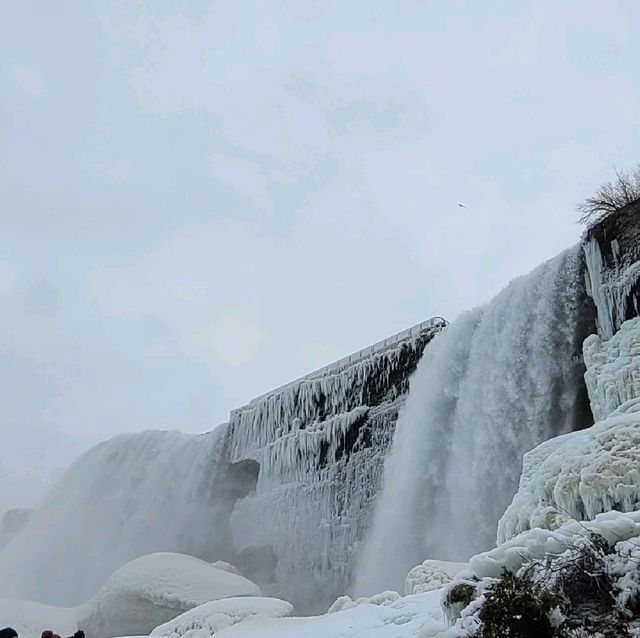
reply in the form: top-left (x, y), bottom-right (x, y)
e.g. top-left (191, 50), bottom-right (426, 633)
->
top-left (577, 164), bottom-right (640, 228)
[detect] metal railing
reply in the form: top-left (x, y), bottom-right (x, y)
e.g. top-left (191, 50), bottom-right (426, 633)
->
top-left (238, 316), bottom-right (448, 409)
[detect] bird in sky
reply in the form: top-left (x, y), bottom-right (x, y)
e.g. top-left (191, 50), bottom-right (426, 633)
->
top-left (457, 203), bottom-right (467, 208)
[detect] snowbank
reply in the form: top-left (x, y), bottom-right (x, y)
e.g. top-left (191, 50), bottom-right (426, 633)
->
top-left (478, 510), bottom-right (640, 580)
top-left (497, 407), bottom-right (640, 542)
top-left (150, 597), bottom-right (293, 637)
top-left (0, 598), bottom-right (76, 638)
top-left (0, 553), bottom-right (262, 638)
top-left (212, 589), bottom-right (446, 638)
top-left (404, 560), bottom-right (468, 595)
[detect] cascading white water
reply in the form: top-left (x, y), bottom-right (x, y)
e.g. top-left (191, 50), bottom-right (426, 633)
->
top-left (0, 429), bottom-right (231, 606)
top-left (355, 246), bottom-right (593, 595)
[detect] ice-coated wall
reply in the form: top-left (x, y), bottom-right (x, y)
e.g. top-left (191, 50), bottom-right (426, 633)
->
top-left (227, 318), bottom-right (447, 612)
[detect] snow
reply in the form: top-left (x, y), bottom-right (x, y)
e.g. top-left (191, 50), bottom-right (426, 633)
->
top-left (0, 598), bottom-right (76, 638)
top-left (150, 597), bottom-right (293, 637)
top-left (209, 590), bottom-right (446, 638)
top-left (476, 510), bottom-right (640, 580)
top-left (498, 318), bottom-right (640, 542)
top-left (404, 560), bottom-right (468, 595)
top-left (0, 553), bottom-right (261, 638)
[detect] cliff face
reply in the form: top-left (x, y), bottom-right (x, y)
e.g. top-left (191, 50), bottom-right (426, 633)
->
top-left (224, 318), bottom-right (447, 611)
top-left (584, 201), bottom-right (640, 337)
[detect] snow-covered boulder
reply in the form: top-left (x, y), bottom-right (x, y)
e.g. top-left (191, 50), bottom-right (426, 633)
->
top-left (150, 597), bottom-right (293, 637)
top-left (404, 559), bottom-right (468, 595)
top-left (79, 553), bottom-right (261, 638)
top-left (479, 510), bottom-right (640, 580)
top-left (0, 553), bottom-right (262, 638)
top-left (327, 590), bottom-right (400, 614)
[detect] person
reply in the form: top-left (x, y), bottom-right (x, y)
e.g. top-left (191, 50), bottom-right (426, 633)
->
top-left (0, 628), bottom-right (18, 638)
top-left (66, 633), bottom-right (84, 638)
top-left (41, 632), bottom-right (53, 638)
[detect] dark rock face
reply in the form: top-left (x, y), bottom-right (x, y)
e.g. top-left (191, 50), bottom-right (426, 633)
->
top-left (585, 201), bottom-right (640, 336)
top-left (224, 318), bottom-right (447, 612)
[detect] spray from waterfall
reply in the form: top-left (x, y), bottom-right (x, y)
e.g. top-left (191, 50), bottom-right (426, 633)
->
top-left (0, 429), bottom-right (236, 606)
top-left (355, 246), bottom-right (594, 595)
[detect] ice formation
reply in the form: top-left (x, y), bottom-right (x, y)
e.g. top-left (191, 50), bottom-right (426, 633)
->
top-left (0, 430), bottom-right (231, 606)
top-left (228, 320), bottom-right (444, 610)
top-left (497, 317), bottom-right (640, 542)
top-left (356, 247), bottom-right (592, 595)
top-left (0, 553), bottom-right (262, 638)
top-left (475, 510), bottom-right (640, 581)
top-left (584, 316), bottom-right (640, 421)
top-left (404, 560), bottom-right (468, 595)
top-left (585, 236), bottom-right (640, 340)
top-left (150, 597), bottom-right (293, 638)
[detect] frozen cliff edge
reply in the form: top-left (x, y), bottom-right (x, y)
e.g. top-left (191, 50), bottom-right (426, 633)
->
top-left (498, 317), bottom-right (640, 543)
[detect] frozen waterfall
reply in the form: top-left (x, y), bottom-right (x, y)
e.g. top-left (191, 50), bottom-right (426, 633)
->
top-left (355, 247), bottom-right (594, 595)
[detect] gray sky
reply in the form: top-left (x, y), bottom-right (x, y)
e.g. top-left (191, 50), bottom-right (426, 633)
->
top-left (1, 0), bottom-right (639, 509)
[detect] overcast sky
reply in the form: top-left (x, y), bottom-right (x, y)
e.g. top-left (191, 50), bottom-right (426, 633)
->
top-left (1, 0), bottom-right (639, 509)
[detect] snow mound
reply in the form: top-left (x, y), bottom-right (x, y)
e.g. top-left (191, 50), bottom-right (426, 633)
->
top-left (0, 598), bottom-right (76, 638)
top-left (404, 560), bottom-right (468, 595)
top-left (150, 597), bottom-right (293, 637)
top-left (0, 553), bottom-right (262, 638)
top-left (80, 553), bottom-right (261, 638)
top-left (327, 590), bottom-right (400, 614)
top-left (476, 510), bottom-right (640, 580)
top-left (210, 561), bottom-right (242, 577)
top-left (212, 590), bottom-right (446, 638)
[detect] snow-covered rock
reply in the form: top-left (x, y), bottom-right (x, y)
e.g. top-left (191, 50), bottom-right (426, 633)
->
top-left (210, 561), bottom-right (242, 577)
top-left (150, 597), bottom-right (293, 638)
top-left (327, 590), bottom-right (401, 614)
top-left (211, 589), bottom-right (446, 638)
top-left (0, 553), bottom-right (262, 638)
top-left (79, 553), bottom-right (261, 638)
top-left (497, 318), bottom-right (640, 542)
top-left (479, 510), bottom-right (640, 580)
top-left (404, 560), bottom-right (468, 595)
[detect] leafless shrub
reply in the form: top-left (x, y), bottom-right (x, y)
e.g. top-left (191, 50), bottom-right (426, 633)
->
top-left (577, 165), bottom-right (640, 228)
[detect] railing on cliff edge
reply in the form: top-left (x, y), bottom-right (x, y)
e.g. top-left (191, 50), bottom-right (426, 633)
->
top-left (235, 316), bottom-right (448, 410)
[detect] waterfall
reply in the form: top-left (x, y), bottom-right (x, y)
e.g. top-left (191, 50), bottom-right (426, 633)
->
top-left (0, 429), bottom-right (233, 606)
top-left (355, 246), bottom-right (594, 595)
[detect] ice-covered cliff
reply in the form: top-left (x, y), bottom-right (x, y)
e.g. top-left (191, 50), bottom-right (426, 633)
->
top-left (0, 319), bottom-right (445, 612)
top-left (227, 318), bottom-right (447, 611)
